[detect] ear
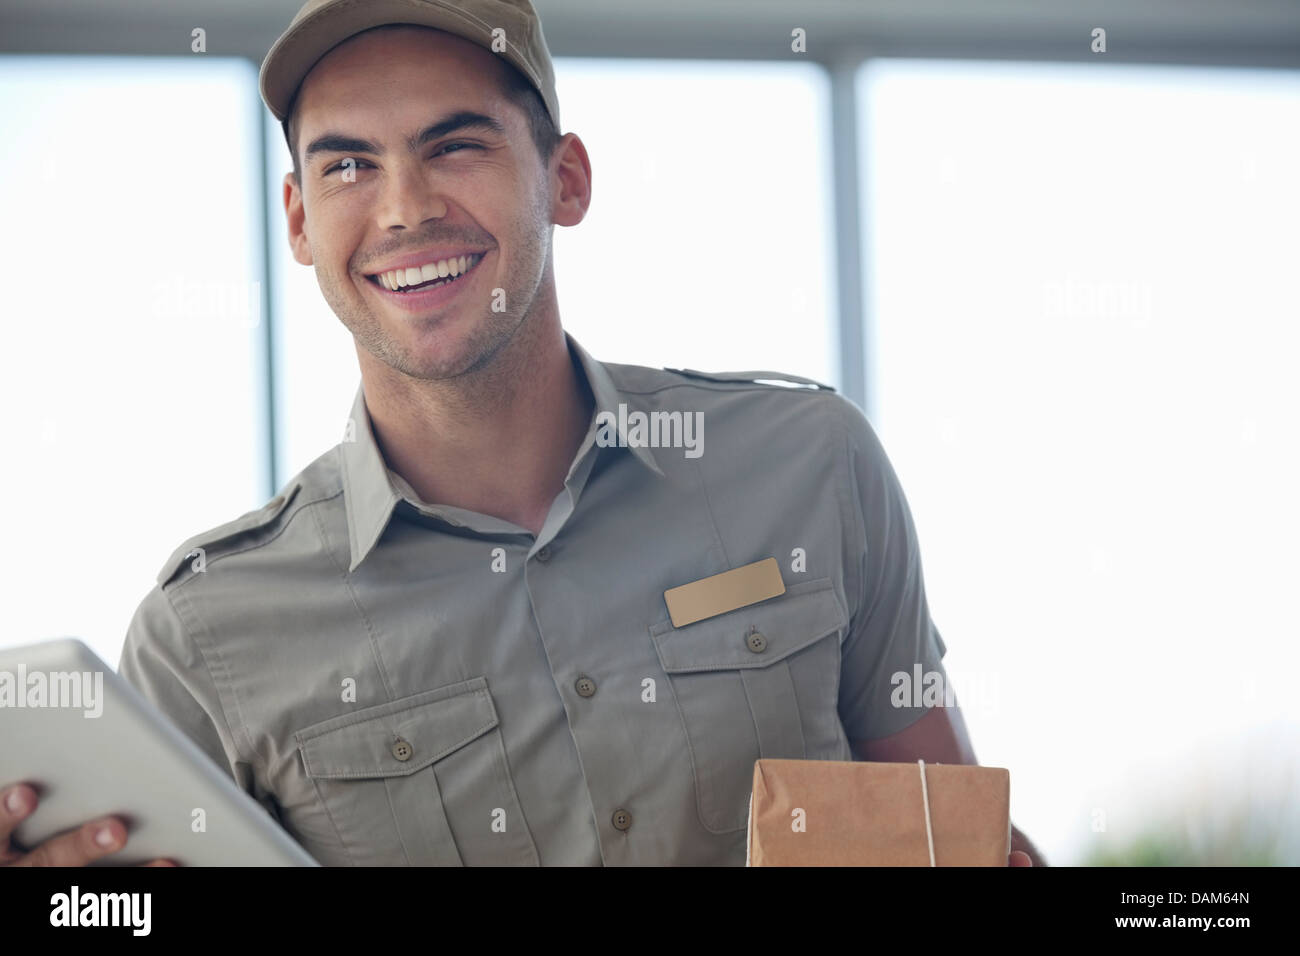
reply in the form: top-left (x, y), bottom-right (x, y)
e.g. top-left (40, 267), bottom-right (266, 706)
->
top-left (550, 132), bottom-right (592, 228)
top-left (284, 172), bottom-right (314, 266)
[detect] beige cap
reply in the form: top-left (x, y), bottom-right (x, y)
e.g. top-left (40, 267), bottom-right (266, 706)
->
top-left (259, 0), bottom-right (560, 127)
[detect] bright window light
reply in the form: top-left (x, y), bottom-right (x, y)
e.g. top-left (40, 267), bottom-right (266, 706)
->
top-left (0, 57), bottom-right (266, 665)
top-left (862, 58), bottom-right (1300, 865)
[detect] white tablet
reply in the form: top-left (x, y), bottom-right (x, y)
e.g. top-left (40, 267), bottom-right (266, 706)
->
top-left (0, 638), bottom-right (318, 866)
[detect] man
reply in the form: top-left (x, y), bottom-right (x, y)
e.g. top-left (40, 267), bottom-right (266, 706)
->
top-left (2, 0), bottom-right (1042, 866)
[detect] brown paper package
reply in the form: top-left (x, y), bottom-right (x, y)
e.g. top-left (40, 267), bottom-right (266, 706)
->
top-left (746, 758), bottom-right (1011, 866)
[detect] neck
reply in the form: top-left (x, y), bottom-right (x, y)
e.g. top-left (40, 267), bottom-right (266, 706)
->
top-left (358, 300), bottom-right (594, 537)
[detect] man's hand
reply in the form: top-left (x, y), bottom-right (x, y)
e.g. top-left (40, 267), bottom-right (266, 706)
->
top-left (1009, 850), bottom-right (1032, 866)
top-left (1, 783), bottom-right (177, 867)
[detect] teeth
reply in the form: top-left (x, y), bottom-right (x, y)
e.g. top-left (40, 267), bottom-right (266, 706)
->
top-left (376, 253), bottom-right (482, 292)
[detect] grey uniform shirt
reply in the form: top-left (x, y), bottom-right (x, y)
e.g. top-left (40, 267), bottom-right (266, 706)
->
top-left (118, 332), bottom-right (949, 866)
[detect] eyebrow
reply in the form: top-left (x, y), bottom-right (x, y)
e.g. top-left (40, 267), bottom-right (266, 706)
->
top-left (303, 111), bottom-right (506, 165)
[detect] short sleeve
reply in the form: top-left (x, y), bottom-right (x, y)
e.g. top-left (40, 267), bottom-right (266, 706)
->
top-left (117, 584), bottom-right (277, 817)
top-left (833, 397), bottom-right (950, 741)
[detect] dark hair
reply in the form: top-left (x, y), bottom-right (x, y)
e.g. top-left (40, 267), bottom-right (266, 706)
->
top-left (280, 48), bottom-right (561, 185)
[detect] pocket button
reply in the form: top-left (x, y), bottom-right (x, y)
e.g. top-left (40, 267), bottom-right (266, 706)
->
top-left (391, 738), bottom-right (413, 762)
top-left (575, 676), bottom-right (596, 697)
top-left (745, 630), bottom-right (768, 653)
top-left (612, 808), bottom-right (633, 831)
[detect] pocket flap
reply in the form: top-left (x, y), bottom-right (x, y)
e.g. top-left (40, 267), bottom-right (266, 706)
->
top-left (295, 677), bottom-right (498, 779)
top-left (649, 578), bottom-right (847, 673)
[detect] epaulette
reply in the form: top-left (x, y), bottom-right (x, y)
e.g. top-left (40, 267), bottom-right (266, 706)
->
top-left (662, 367), bottom-right (836, 391)
top-left (156, 480), bottom-right (303, 587)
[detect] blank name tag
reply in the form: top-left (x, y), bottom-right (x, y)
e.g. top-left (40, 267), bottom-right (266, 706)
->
top-left (663, 557), bottom-right (786, 628)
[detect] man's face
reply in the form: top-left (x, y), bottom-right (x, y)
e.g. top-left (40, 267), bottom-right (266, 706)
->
top-left (284, 26), bottom-right (558, 380)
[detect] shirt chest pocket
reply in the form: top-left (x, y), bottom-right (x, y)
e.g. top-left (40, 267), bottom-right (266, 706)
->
top-left (648, 577), bottom-right (850, 834)
top-left (293, 677), bottom-right (538, 866)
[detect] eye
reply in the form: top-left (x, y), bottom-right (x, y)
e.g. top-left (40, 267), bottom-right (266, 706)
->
top-left (435, 142), bottom-right (481, 156)
top-left (323, 158), bottom-right (372, 176)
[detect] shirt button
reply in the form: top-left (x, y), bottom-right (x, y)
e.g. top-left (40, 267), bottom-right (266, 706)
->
top-left (611, 808), bottom-right (633, 831)
top-left (575, 676), bottom-right (596, 698)
top-left (536, 546), bottom-right (552, 562)
top-left (746, 630), bottom-right (768, 653)
top-left (391, 738), bottom-right (413, 762)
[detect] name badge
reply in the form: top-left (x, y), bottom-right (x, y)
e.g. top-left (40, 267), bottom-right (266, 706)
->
top-left (663, 557), bottom-right (786, 628)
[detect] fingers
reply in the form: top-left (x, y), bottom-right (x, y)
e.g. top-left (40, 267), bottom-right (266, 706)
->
top-left (0, 784), bottom-right (39, 862)
top-left (9, 815), bottom-right (130, 868)
top-left (3, 784), bottom-right (179, 868)
top-left (1009, 850), bottom-right (1033, 867)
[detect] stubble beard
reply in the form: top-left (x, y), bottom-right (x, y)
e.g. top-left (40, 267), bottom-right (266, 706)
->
top-left (320, 189), bottom-right (552, 387)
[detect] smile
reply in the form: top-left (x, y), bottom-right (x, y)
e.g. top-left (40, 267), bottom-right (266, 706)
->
top-left (366, 252), bottom-right (485, 293)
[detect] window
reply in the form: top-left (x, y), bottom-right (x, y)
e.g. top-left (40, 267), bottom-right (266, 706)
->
top-left (552, 59), bottom-right (836, 382)
top-left (0, 57), bottom-right (266, 664)
top-left (862, 59), bottom-right (1300, 860)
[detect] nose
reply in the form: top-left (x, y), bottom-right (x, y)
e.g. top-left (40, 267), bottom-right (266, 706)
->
top-left (376, 157), bottom-right (448, 231)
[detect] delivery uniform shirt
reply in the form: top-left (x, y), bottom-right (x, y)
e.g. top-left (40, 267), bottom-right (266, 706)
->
top-left (117, 332), bottom-right (949, 866)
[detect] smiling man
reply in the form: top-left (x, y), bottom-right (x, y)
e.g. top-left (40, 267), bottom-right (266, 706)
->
top-left (276, 17), bottom-right (590, 539)
top-left (0, 0), bottom-right (1043, 868)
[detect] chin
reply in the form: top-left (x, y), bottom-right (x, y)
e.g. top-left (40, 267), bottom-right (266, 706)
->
top-left (399, 336), bottom-right (488, 381)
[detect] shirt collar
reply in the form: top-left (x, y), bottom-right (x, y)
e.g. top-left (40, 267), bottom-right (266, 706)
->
top-left (340, 331), bottom-right (665, 572)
